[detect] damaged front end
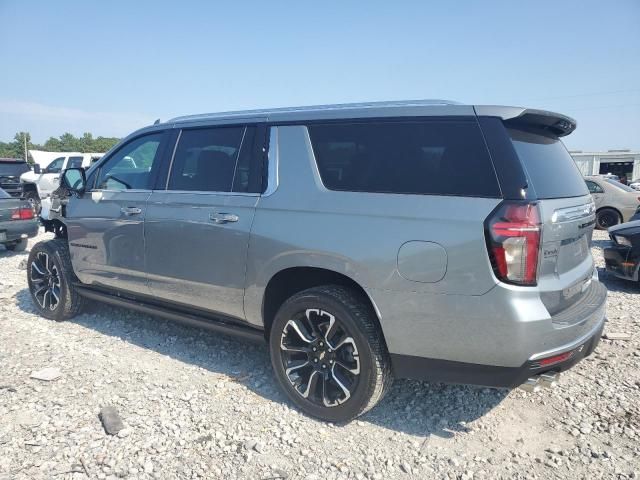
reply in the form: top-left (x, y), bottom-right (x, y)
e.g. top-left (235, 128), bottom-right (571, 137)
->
top-left (604, 220), bottom-right (640, 282)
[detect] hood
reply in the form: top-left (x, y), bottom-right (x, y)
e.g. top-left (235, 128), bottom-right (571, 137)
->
top-left (608, 220), bottom-right (640, 236)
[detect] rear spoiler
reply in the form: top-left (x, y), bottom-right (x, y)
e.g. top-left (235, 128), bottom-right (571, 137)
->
top-left (474, 106), bottom-right (577, 137)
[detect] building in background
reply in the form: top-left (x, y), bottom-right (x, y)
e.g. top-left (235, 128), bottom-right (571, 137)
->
top-left (571, 150), bottom-right (640, 183)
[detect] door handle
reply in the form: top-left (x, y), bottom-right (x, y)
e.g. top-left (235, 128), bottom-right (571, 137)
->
top-left (209, 212), bottom-right (239, 224)
top-left (121, 206), bottom-right (142, 216)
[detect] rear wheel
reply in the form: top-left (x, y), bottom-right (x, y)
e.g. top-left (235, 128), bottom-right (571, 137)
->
top-left (596, 208), bottom-right (621, 229)
top-left (269, 285), bottom-right (392, 422)
top-left (27, 239), bottom-right (84, 321)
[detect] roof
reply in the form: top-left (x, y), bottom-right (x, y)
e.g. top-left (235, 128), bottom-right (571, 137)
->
top-left (111, 100), bottom-right (563, 139)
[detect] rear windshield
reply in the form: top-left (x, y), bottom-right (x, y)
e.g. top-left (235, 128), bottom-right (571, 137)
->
top-left (605, 178), bottom-right (635, 192)
top-left (308, 120), bottom-right (501, 197)
top-left (508, 129), bottom-right (588, 199)
top-left (0, 162), bottom-right (29, 176)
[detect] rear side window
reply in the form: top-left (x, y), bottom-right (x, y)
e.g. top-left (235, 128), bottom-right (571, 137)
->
top-left (585, 180), bottom-right (604, 194)
top-left (308, 120), bottom-right (500, 197)
top-left (168, 127), bottom-right (245, 192)
top-left (605, 178), bottom-right (635, 192)
top-left (67, 156), bottom-right (84, 168)
top-left (0, 162), bottom-right (29, 176)
top-left (508, 129), bottom-right (589, 199)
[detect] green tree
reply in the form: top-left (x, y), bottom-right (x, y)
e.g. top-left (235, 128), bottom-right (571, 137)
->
top-left (2, 131), bottom-right (120, 158)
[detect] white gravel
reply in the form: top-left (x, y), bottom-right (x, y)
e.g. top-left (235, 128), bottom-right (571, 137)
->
top-left (1, 230), bottom-right (639, 479)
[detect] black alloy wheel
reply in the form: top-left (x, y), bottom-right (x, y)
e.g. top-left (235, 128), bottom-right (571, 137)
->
top-left (279, 308), bottom-right (361, 407)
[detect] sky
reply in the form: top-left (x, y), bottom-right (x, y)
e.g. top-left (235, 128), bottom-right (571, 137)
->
top-left (0, 0), bottom-right (638, 151)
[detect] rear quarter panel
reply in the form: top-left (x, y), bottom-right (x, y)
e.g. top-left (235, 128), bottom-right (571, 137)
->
top-left (243, 126), bottom-right (501, 328)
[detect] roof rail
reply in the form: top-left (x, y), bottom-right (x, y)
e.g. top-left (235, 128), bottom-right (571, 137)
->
top-left (168, 99), bottom-right (461, 123)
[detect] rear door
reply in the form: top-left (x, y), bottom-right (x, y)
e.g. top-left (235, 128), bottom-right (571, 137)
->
top-left (506, 127), bottom-right (596, 315)
top-left (65, 131), bottom-right (170, 295)
top-left (586, 179), bottom-right (605, 209)
top-left (144, 124), bottom-right (266, 320)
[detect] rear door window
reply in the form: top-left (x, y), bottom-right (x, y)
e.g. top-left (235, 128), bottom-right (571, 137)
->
top-left (67, 156), bottom-right (84, 168)
top-left (508, 128), bottom-right (589, 199)
top-left (585, 180), bottom-right (604, 194)
top-left (167, 126), bottom-right (246, 192)
top-left (307, 120), bottom-right (500, 197)
top-left (0, 162), bottom-right (29, 176)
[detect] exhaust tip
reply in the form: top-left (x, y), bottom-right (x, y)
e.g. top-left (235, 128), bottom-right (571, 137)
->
top-left (538, 372), bottom-right (560, 388)
top-left (520, 377), bottom-right (541, 393)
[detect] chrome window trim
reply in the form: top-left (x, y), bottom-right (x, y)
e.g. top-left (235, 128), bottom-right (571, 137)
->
top-left (263, 126), bottom-right (279, 197)
top-left (231, 127), bottom-right (248, 191)
top-left (152, 189), bottom-right (259, 197)
top-left (89, 189), bottom-right (153, 194)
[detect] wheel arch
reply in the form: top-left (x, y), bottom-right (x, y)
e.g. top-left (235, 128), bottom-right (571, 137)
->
top-left (261, 266), bottom-right (383, 341)
top-left (22, 182), bottom-right (39, 195)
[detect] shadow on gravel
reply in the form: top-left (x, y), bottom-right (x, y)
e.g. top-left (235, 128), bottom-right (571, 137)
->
top-left (14, 287), bottom-right (507, 437)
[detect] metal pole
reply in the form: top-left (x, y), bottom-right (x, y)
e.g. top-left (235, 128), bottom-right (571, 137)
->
top-left (23, 133), bottom-right (28, 162)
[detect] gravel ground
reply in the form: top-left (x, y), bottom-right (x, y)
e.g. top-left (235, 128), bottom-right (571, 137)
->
top-left (0, 229), bottom-right (638, 480)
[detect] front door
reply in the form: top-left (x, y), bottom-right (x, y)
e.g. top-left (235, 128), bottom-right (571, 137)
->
top-left (144, 124), bottom-right (264, 320)
top-left (38, 156), bottom-right (66, 197)
top-left (65, 131), bottom-right (170, 295)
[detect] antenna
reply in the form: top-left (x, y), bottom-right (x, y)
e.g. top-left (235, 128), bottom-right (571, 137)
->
top-left (153, 119), bottom-right (160, 125)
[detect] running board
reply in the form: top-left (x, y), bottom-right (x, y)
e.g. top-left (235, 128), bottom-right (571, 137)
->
top-left (75, 286), bottom-right (265, 343)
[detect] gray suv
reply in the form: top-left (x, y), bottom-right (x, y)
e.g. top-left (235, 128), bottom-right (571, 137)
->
top-left (30, 100), bottom-right (607, 422)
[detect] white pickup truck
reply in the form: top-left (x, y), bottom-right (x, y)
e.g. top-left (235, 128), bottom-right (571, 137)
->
top-left (20, 153), bottom-right (102, 212)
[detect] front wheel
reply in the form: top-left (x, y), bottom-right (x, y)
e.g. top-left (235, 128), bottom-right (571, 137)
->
top-left (596, 208), bottom-right (621, 230)
top-left (27, 239), bottom-right (84, 321)
top-left (269, 285), bottom-right (392, 422)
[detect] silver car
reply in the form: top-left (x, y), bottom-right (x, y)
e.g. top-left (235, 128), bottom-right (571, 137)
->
top-left (31, 100), bottom-right (606, 422)
top-left (585, 175), bottom-right (640, 228)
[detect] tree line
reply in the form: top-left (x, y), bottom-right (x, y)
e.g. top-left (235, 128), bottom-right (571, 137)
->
top-left (0, 132), bottom-right (120, 161)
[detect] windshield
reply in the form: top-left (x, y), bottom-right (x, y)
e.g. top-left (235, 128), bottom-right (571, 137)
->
top-left (508, 128), bottom-right (589, 199)
top-left (604, 178), bottom-right (635, 192)
top-left (0, 162), bottom-right (29, 176)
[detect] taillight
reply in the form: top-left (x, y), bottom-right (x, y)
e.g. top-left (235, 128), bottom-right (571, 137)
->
top-left (11, 207), bottom-right (35, 220)
top-left (485, 201), bottom-right (541, 286)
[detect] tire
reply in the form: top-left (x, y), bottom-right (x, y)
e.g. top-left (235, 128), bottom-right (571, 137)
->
top-left (24, 190), bottom-right (41, 215)
top-left (26, 238), bottom-right (84, 321)
top-left (269, 285), bottom-right (392, 422)
top-left (5, 239), bottom-right (27, 252)
top-left (596, 208), bottom-right (621, 230)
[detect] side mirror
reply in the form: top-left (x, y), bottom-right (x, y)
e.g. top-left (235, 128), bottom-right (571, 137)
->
top-left (33, 164), bottom-right (41, 174)
top-left (61, 168), bottom-right (87, 195)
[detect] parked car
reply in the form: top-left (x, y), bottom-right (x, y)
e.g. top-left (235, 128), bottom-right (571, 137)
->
top-left (20, 153), bottom-right (103, 212)
top-left (31, 100), bottom-right (606, 422)
top-left (0, 187), bottom-right (38, 251)
top-left (0, 158), bottom-right (30, 198)
top-left (584, 175), bottom-right (640, 229)
top-left (604, 220), bottom-right (640, 283)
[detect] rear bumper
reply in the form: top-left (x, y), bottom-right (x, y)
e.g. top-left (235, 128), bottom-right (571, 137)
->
top-left (0, 219), bottom-right (39, 243)
top-left (391, 316), bottom-right (604, 388)
top-left (604, 245), bottom-right (639, 281)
